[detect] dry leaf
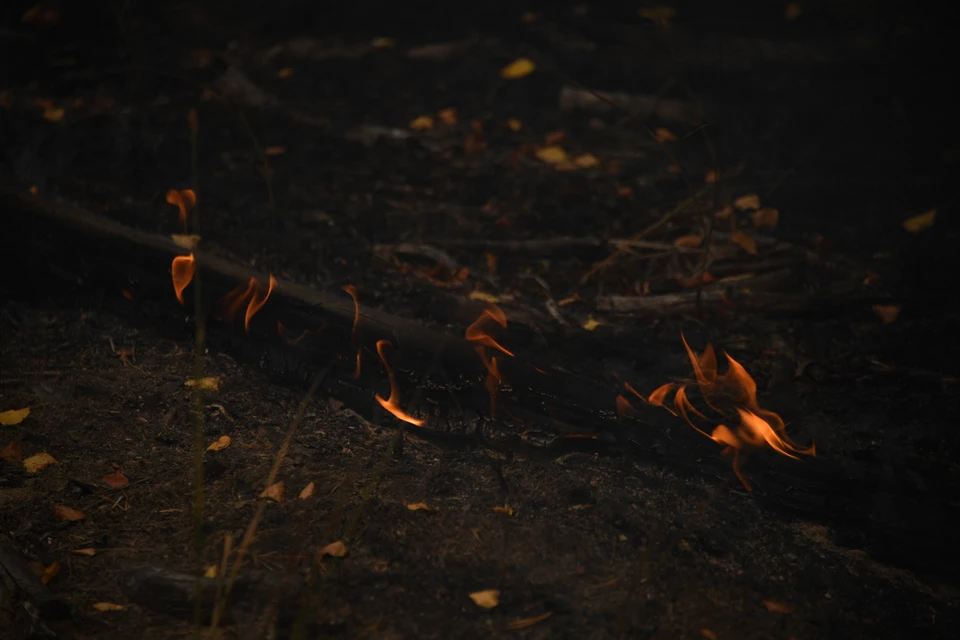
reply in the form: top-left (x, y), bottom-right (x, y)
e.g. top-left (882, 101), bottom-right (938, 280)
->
top-left (653, 127), bottom-right (676, 142)
top-left (0, 407), bottom-right (30, 425)
top-left (554, 161), bottom-right (578, 172)
top-left (55, 505), bottom-right (88, 522)
top-left (501, 612), bottom-right (552, 630)
top-left (863, 272), bottom-right (881, 287)
top-left (557, 294), bottom-right (581, 306)
top-left (405, 502), bottom-right (437, 512)
top-left (763, 599), bottom-right (795, 614)
top-left (409, 115), bottom-right (433, 130)
top-left (574, 153), bottom-right (600, 168)
top-left (484, 252), bottom-right (498, 275)
top-left (582, 316), bottom-right (602, 331)
top-left (750, 208), bottom-right (779, 229)
top-left (437, 107), bottom-right (457, 125)
top-left (41, 562), bottom-right (60, 585)
top-left (734, 193), bottom-right (761, 210)
top-left (206, 435), bottom-right (232, 452)
top-left (185, 377), bottom-right (220, 391)
top-left (714, 204), bottom-right (734, 220)
top-left (265, 145), bottom-right (286, 156)
top-left (521, 11), bottom-right (539, 22)
top-left (42, 106), bottom-right (65, 122)
top-left (371, 36), bottom-right (396, 48)
top-left (545, 131), bottom-right (565, 145)
top-left (535, 145), bottom-right (568, 164)
top-left (259, 480), bottom-right (286, 502)
top-left (102, 471), bottom-right (129, 489)
top-left (506, 118), bottom-right (522, 131)
top-left (469, 589), bottom-right (500, 608)
top-left (277, 67), bottom-right (294, 78)
top-left (673, 234), bottom-right (702, 248)
top-left (319, 540), bottom-right (348, 558)
top-left (493, 504), bottom-right (514, 516)
top-left (92, 602), bottom-right (125, 612)
top-left (24, 452), bottom-right (57, 473)
top-left (171, 234), bottom-right (201, 249)
top-left (204, 565), bottom-right (218, 578)
top-left (902, 209), bottom-right (936, 233)
top-left (501, 58), bottom-right (535, 79)
top-left (785, 3), bottom-right (802, 20)
top-left (616, 185), bottom-right (634, 200)
top-left (639, 6), bottom-right (677, 25)
top-left (469, 290), bottom-right (500, 304)
top-left (70, 548), bottom-right (97, 557)
top-left (1, 441), bottom-right (23, 462)
top-left (872, 305), bottom-right (900, 324)
top-left (701, 629), bottom-right (718, 640)
top-left (299, 481), bottom-right (317, 499)
top-left (705, 170), bottom-right (720, 184)
top-left (731, 230), bottom-right (758, 255)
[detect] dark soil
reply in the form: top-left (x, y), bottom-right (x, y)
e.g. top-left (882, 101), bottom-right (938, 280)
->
top-left (2, 1), bottom-right (958, 638)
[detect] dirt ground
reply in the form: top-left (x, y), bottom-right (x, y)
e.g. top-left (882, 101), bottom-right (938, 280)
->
top-left (2, 1), bottom-right (959, 638)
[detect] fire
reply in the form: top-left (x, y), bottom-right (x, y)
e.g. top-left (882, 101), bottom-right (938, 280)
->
top-left (374, 340), bottom-right (424, 427)
top-left (475, 347), bottom-right (504, 416)
top-left (171, 254), bottom-right (196, 305)
top-left (343, 285), bottom-right (362, 378)
top-left (166, 189), bottom-right (196, 233)
top-left (625, 381), bottom-right (677, 416)
top-left (220, 275), bottom-right (277, 333)
top-left (465, 305), bottom-right (514, 357)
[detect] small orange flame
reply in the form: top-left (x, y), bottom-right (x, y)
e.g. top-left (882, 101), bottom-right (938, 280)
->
top-left (343, 284), bottom-right (362, 378)
top-left (219, 275), bottom-right (276, 333)
top-left (475, 346), bottom-right (505, 416)
top-left (625, 381), bottom-right (677, 416)
top-left (277, 320), bottom-right (320, 346)
top-left (374, 340), bottom-right (424, 427)
top-left (171, 254), bottom-right (196, 305)
top-left (465, 304), bottom-right (514, 356)
top-left (166, 189), bottom-right (196, 233)
top-left (615, 394), bottom-right (636, 418)
top-left (245, 274), bottom-right (276, 332)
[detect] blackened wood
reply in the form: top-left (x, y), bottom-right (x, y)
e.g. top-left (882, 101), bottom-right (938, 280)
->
top-left (0, 534), bottom-right (71, 620)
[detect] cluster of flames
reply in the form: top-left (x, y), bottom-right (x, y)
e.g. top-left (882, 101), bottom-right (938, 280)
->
top-left (165, 191), bottom-right (812, 489)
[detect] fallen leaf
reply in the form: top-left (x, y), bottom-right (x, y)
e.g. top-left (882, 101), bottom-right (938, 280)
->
top-left (520, 11), bottom-right (539, 23)
top-left (705, 170), bottom-right (720, 183)
top-left (1, 441), bottom-right (23, 462)
top-left (259, 480), bottom-right (286, 502)
top-left (0, 407), bottom-right (30, 425)
top-left (554, 161), bottom-right (578, 172)
top-left (863, 272), bottom-right (881, 286)
top-left (673, 234), bottom-right (702, 248)
top-left (665, 163), bottom-right (681, 174)
top-left (265, 145), bottom-right (286, 156)
top-left (902, 209), bottom-right (936, 233)
top-left (41, 562), bottom-right (60, 585)
top-left (501, 58), bottom-right (535, 79)
top-left (616, 185), bottom-right (634, 200)
top-left (639, 6), bottom-right (676, 25)
top-left (70, 548), bottom-right (97, 557)
top-left (469, 589), bottom-right (500, 608)
top-left (535, 145), bottom-right (568, 165)
top-left (501, 612), bottom-right (552, 630)
top-left (371, 36), bottom-right (396, 48)
top-left (493, 505), bottom-right (514, 516)
top-left (653, 127), bottom-right (676, 142)
top-left (405, 501), bottom-right (437, 512)
top-left (763, 599), bottom-right (795, 614)
top-left (750, 207), bottom-right (779, 229)
top-left (545, 131), bottom-right (565, 145)
top-left (171, 234), bottom-right (201, 249)
top-left (574, 153), bottom-right (600, 168)
top-left (277, 67), bottom-right (294, 78)
top-left (92, 602), bottom-right (125, 612)
top-left (204, 565), bottom-right (218, 578)
top-left (484, 252), bottom-right (498, 276)
top-left (785, 3), bottom-right (802, 20)
top-left (206, 435), bottom-right (232, 452)
top-left (319, 540), bottom-right (348, 558)
top-left (185, 377), bottom-right (220, 391)
top-left (701, 629), bottom-right (718, 640)
top-left (409, 115), bottom-right (434, 130)
top-left (42, 106), bottom-right (65, 122)
top-left (731, 230), bottom-right (758, 255)
top-left (437, 107), bottom-right (457, 125)
top-left (582, 316), bottom-right (602, 331)
top-left (299, 481), bottom-right (316, 499)
top-left (102, 471), bottom-right (129, 489)
top-left (24, 452), bottom-right (57, 473)
top-left (469, 290), bottom-right (500, 304)
top-left (872, 305), bottom-right (900, 324)
top-left (506, 118), bottom-right (522, 131)
top-left (734, 193), bottom-right (761, 210)
top-left (557, 293), bottom-right (581, 306)
top-left (55, 505), bottom-right (88, 522)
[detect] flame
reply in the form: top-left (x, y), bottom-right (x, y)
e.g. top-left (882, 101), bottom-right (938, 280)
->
top-left (166, 189), bottom-right (196, 233)
top-left (475, 347), bottom-right (504, 416)
top-left (343, 284), bottom-right (362, 378)
top-left (672, 333), bottom-right (815, 491)
top-left (171, 254), bottom-right (196, 305)
top-left (245, 274), bottom-right (276, 332)
top-left (220, 275), bottom-right (276, 333)
top-left (465, 305), bottom-right (514, 357)
top-left (625, 381), bottom-right (677, 416)
top-left (374, 340), bottom-right (424, 427)
top-left (615, 394), bottom-right (636, 418)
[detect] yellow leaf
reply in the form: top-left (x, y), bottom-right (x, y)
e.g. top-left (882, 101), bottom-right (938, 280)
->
top-left (41, 561), bottom-right (60, 585)
top-left (259, 480), bottom-right (286, 502)
top-left (493, 504), bottom-right (514, 515)
top-left (501, 57), bottom-right (536, 79)
top-left (371, 37), bottom-right (396, 48)
top-left (70, 548), bottom-right (97, 556)
top-left (203, 565), bottom-right (218, 578)
top-left (762, 599), bottom-right (795, 614)
top-left (102, 471), bottom-right (129, 488)
top-left (206, 435), bottom-right (231, 452)
top-left (469, 589), bottom-right (500, 608)
top-left (277, 67), bottom-right (294, 78)
top-left (750, 208), bottom-right (779, 229)
top-left (319, 540), bottom-right (348, 558)
top-left (582, 316), bottom-right (602, 331)
top-left (469, 290), bottom-right (500, 303)
top-left (92, 602), bottom-right (125, 612)
top-left (409, 115), bottom-right (434, 131)
top-left (653, 127), bottom-right (676, 142)
top-left (785, 3), bottom-right (802, 20)
top-left (405, 501), bottom-right (437, 512)
top-left (734, 193), bottom-right (761, 210)
top-left (299, 481), bottom-right (316, 499)
top-left (506, 118), bottom-right (522, 131)
top-left (535, 145), bottom-right (568, 165)
top-left (265, 145), bottom-right (286, 156)
top-left (437, 107), bottom-right (457, 125)
top-left (0, 407), bottom-right (30, 425)
top-left (185, 377), bottom-right (220, 391)
top-left (673, 234), bottom-right (702, 248)
top-left (24, 452), bottom-right (57, 473)
top-left (731, 230), bottom-right (758, 255)
top-left (54, 505), bottom-right (88, 522)
top-left (872, 305), bottom-right (900, 324)
top-left (639, 6), bottom-right (676, 25)
top-left (574, 153), bottom-right (600, 168)
top-left (902, 209), bottom-right (936, 233)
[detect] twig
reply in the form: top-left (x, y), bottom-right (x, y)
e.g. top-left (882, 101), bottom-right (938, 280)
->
top-left (373, 243), bottom-right (460, 271)
top-left (559, 85), bottom-right (702, 123)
